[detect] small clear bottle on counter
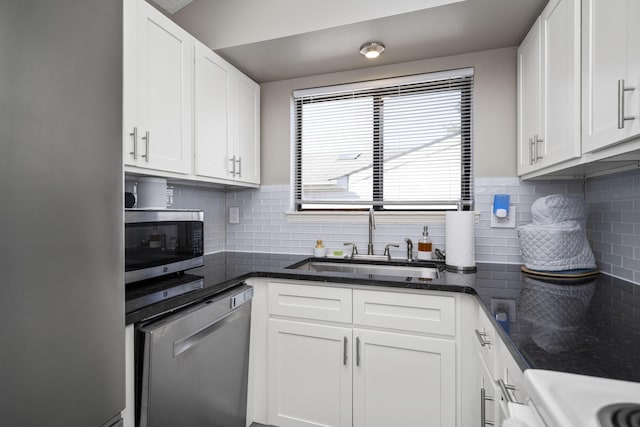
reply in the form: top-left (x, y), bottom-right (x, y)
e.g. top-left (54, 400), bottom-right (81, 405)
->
top-left (417, 225), bottom-right (432, 260)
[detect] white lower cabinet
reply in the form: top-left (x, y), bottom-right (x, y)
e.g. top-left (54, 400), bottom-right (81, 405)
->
top-left (247, 279), bottom-right (526, 427)
top-left (353, 329), bottom-right (455, 427)
top-left (265, 281), bottom-right (457, 427)
top-left (268, 319), bottom-right (352, 427)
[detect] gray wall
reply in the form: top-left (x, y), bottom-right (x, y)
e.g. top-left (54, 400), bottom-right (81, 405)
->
top-left (260, 47), bottom-right (517, 185)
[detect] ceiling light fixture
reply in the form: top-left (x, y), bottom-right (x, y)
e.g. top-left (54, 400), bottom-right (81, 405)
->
top-left (360, 42), bottom-right (385, 59)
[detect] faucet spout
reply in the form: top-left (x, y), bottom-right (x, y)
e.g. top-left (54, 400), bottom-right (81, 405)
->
top-left (404, 238), bottom-right (414, 262)
top-left (368, 208), bottom-right (376, 255)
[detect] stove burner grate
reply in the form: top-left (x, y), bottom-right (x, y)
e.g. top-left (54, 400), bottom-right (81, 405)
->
top-left (598, 403), bottom-right (640, 427)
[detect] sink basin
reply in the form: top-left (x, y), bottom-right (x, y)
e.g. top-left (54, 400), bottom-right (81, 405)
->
top-left (291, 260), bottom-right (440, 279)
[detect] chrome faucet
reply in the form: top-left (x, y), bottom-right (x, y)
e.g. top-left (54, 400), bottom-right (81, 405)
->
top-left (368, 207), bottom-right (376, 255)
top-left (404, 238), bottom-right (414, 262)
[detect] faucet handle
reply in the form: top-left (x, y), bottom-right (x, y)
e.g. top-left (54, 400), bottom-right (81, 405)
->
top-left (384, 244), bottom-right (400, 259)
top-left (343, 242), bottom-right (358, 257)
top-left (434, 248), bottom-right (446, 261)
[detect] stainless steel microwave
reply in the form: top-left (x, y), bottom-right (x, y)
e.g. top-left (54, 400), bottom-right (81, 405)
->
top-left (125, 209), bottom-right (204, 284)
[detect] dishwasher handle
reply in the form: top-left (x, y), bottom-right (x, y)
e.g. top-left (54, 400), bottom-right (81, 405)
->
top-left (171, 285), bottom-right (253, 357)
top-left (173, 308), bottom-right (244, 357)
top-left (230, 286), bottom-right (253, 309)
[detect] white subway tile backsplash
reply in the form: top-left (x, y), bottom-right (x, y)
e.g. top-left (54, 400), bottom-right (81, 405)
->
top-left (222, 177), bottom-right (576, 263)
top-left (586, 168), bottom-right (640, 284)
top-left (159, 168), bottom-right (640, 286)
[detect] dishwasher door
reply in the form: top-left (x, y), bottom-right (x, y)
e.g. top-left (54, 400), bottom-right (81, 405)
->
top-left (138, 284), bottom-right (253, 427)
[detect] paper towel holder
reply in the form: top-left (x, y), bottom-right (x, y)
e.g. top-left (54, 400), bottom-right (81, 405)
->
top-left (445, 210), bottom-right (477, 273)
top-left (446, 265), bottom-right (477, 273)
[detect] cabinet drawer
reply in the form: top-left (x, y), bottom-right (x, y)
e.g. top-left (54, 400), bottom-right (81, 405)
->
top-left (353, 290), bottom-right (455, 336)
top-left (268, 282), bottom-right (352, 323)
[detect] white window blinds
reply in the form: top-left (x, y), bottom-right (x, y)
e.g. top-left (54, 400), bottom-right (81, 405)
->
top-left (293, 68), bottom-right (474, 211)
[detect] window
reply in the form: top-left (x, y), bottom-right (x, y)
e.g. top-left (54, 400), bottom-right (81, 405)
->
top-left (293, 68), bottom-right (474, 211)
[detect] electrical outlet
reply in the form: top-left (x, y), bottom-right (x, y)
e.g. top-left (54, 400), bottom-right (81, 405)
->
top-left (490, 205), bottom-right (516, 228)
top-left (491, 298), bottom-right (517, 322)
top-left (229, 206), bottom-right (240, 224)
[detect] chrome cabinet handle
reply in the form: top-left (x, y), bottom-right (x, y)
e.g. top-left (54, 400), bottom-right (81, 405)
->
top-left (229, 155), bottom-right (236, 176)
top-left (528, 137), bottom-right (534, 165)
top-left (356, 337), bottom-right (361, 367)
top-left (497, 378), bottom-right (520, 404)
top-left (618, 79), bottom-right (636, 129)
top-left (343, 337), bottom-right (348, 366)
top-left (534, 134), bottom-right (544, 161)
top-left (475, 329), bottom-right (492, 347)
top-left (481, 387), bottom-right (495, 427)
top-left (129, 127), bottom-right (138, 159)
top-left (236, 156), bottom-right (242, 177)
top-left (141, 131), bottom-right (150, 162)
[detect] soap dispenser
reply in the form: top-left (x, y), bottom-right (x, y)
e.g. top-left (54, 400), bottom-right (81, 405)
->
top-left (314, 239), bottom-right (326, 257)
top-left (417, 226), bottom-right (432, 260)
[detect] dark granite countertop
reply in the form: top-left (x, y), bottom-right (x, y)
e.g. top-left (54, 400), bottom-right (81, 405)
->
top-left (125, 251), bottom-right (640, 384)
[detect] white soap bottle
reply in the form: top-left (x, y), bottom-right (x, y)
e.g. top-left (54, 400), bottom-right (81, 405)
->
top-left (417, 226), bottom-right (432, 260)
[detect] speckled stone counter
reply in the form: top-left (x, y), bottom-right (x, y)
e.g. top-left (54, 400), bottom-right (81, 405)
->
top-left (125, 252), bottom-right (640, 383)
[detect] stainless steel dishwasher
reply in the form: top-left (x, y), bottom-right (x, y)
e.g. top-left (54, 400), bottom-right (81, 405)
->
top-left (137, 284), bottom-right (253, 427)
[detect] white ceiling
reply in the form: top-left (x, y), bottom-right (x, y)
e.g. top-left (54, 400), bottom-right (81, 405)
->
top-left (172, 0), bottom-right (547, 83)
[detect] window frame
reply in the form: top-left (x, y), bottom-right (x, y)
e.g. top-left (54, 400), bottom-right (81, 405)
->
top-left (293, 68), bottom-right (474, 213)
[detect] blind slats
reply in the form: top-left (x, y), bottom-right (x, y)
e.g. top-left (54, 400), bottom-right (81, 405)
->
top-left (294, 69), bottom-right (474, 211)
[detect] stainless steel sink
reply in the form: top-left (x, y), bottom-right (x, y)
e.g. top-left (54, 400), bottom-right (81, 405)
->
top-left (292, 260), bottom-right (439, 279)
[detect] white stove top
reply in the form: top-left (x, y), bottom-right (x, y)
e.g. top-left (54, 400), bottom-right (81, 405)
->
top-left (524, 370), bottom-right (640, 427)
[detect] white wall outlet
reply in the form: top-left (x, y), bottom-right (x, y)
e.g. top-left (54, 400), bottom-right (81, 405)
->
top-left (491, 298), bottom-right (517, 322)
top-left (229, 206), bottom-right (240, 224)
top-left (490, 205), bottom-right (516, 228)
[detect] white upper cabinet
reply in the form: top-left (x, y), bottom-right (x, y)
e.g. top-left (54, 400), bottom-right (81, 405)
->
top-left (231, 71), bottom-right (261, 185)
top-left (517, 0), bottom-right (580, 175)
top-left (517, 18), bottom-right (542, 175)
top-left (194, 41), bottom-right (260, 185)
top-left (582, 0), bottom-right (640, 153)
top-left (124, 0), bottom-right (193, 174)
top-left (124, 0), bottom-right (260, 187)
top-left (194, 41), bottom-right (230, 179)
top-left (541, 0), bottom-right (581, 164)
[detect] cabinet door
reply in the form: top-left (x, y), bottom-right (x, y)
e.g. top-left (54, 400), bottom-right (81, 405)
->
top-left (540, 0), bottom-right (581, 167)
top-left (268, 319), bottom-right (352, 427)
top-left (134, 0), bottom-right (193, 173)
top-left (194, 41), bottom-right (230, 179)
top-left (582, 0), bottom-right (640, 152)
top-left (123, 0), bottom-right (138, 168)
top-left (352, 329), bottom-right (455, 427)
top-left (517, 18), bottom-right (542, 175)
top-left (230, 70), bottom-right (261, 184)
